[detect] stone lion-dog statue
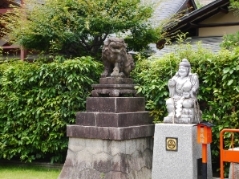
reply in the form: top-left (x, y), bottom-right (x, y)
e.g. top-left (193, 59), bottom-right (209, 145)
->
top-left (101, 37), bottom-right (135, 78)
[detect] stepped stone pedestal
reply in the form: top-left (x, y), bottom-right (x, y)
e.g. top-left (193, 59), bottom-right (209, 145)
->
top-left (58, 78), bottom-right (154, 179)
top-left (152, 124), bottom-right (212, 179)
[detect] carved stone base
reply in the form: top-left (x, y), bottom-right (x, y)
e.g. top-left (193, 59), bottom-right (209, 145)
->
top-left (91, 77), bottom-right (137, 97)
top-left (58, 137), bottom-right (153, 179)
top-left (99, 78), bottom-right (134, 84)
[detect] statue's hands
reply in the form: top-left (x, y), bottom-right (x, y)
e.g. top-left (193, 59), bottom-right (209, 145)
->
top-left (168, 79), bottom-right (176, 87)
top-left (190, 87), bottom-right (197, 98)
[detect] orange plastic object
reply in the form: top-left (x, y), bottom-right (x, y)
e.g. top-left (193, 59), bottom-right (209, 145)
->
top-left (220, 129), bottom-right (239, 179)
top-left (197, 124), bottom-right (212, 144)
top-left (202, 144), bottom-right (208, 163)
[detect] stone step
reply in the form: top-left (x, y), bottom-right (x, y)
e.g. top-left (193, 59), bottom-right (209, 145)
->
top-left (76, 111), bottom-right (153, 127)
top-left (67, 124), bottom-right (155, 140)
top-left (86, 97), bottom-right (145, 112)
top-left (99, 77), bottom-right (134, 84)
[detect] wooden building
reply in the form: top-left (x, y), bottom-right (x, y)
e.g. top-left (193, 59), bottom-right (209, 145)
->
top-left (152, 0), bottom-right (239, 57)
top-left (0, 0), bottom-right (25, 60)
top-left (165, 0), bottom-right (236, 38)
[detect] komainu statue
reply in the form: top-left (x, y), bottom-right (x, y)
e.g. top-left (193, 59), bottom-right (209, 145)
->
top-left (163, 59), bottom-right (201, 124)
top-left (101, 37), bottom-right (135, 78)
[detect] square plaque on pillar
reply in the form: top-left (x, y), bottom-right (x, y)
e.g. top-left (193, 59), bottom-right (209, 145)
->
top-left (166, 137), bottom-right (178, 151)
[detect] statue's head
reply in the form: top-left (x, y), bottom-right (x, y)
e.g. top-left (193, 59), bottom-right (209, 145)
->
top-left (103, 37), bottom-right (126, 54)
top-left (178, 59), bottom-right (191, 77)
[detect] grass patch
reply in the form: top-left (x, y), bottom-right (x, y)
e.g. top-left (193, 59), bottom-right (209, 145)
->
top-left (0, 165), bottom-right (61, 179)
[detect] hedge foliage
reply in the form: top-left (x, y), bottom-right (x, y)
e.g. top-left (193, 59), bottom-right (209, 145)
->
top-left (0, 56), bottom-right (102, 163)
top-left (132, 44), bottom-right (239, 166)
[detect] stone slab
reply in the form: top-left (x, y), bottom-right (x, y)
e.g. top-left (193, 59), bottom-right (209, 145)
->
top-left (58, 137), bottom-right (153, 179)
top-left (76, 111), bottom-right (152, 127)
top-left (91, 88), bottom-right (137, 97)
top-left (99, 77), bottom-right (134, 84)
top-left (86, 97), bottom-right (145, 112)
top-left (91, 77), bottom-right (137, 96)
top-left (67, 124), bottom-right (155, 140)
top-left (152, 123), bottom-right (212, 179)
top-left (92, 84), bottom-right (135, 89)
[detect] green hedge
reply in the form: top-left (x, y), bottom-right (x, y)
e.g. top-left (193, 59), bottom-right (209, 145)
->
top-left (0, 56), bottom-right (102, 163)
top-left (132, 44), bottom-right (239, 168)
top-left (1, 43), bottom-right (239, 171)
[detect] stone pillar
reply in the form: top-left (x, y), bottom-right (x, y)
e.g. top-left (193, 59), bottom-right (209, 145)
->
top-left (152, 123), bottom-right (212, 179)
top-left (58, 78), bottom-right (154, 179)
top-left (229, 148), bottom-right (239, 179)
top-left (229, 163), bottom-right (239, 179)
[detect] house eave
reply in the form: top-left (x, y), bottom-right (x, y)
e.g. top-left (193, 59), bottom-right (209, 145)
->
top-left (163, 0), bottom-right (230, 37)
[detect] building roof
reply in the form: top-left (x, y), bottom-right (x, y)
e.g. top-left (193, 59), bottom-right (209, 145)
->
top-left (199, 0), bottom-right (216, 6)
top-left (150, 0), bottom-right (230, 58)
top-left (164, 0), bottom-right (230, 38)
top-left (150, 36), bottom-right (222, 58)
top-left (149, 0), bottom-right (197, 27)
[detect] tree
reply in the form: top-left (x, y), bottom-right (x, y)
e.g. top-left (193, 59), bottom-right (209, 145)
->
top-left (3, 0), bottom-right (160, 58)
top-left (230, 0), bottom-right (239, 13)
top-left (220, 0), bottom-right (239, 49)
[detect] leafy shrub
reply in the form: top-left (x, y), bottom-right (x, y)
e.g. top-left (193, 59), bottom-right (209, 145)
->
top-left (230, 0), bottom-right (239, 14)
top-left (221, 31), bottom-right (239, 50)
top-left (0, 56), bottom-right (102, 163)
top-left (132, 44), bottom-right (239, 172)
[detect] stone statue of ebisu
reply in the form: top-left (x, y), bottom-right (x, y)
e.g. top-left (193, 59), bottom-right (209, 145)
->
top-left (164, 59), bottom-right (201, 124)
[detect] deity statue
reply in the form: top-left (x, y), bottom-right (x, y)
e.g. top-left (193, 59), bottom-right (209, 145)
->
top-left (163, 59), bottom-right (201, 124)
